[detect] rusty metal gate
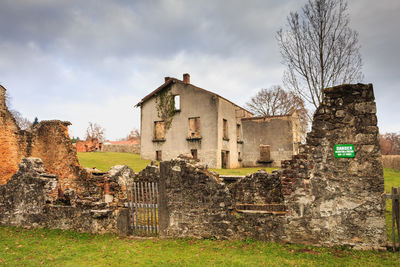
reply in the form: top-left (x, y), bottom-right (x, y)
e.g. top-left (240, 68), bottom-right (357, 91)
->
top-left (126, 182), bottom-right (159, 236)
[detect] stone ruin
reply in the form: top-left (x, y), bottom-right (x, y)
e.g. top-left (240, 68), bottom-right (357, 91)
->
top-left (0, 85), bottom-right (80, 190)
top-left (0, 83), bottom-right (387, 249)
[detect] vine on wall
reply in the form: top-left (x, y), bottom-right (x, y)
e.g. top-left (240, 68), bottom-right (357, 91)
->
top-left (155, 88), bottom-right (176, 131)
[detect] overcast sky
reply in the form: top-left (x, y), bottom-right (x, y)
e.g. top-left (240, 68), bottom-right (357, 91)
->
top-left (1, 0), bottom-right (399, 140)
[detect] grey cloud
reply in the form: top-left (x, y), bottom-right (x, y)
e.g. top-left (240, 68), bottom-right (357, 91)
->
top-left (0, 0), bottom-right (399, 138)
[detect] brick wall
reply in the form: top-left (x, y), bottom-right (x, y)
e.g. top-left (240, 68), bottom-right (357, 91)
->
top-left (0, 85), bottom-right (83, 190)
top-left (0, 85), bottom-right (26, 184)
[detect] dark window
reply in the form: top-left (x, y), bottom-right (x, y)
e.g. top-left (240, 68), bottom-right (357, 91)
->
top-left (156, 150), bottom-right (162, 161)
top-left (188, 117), bottom-right (201, 138)
top-left (221, 150), bottom-right (229, 169)
top-left (223, 119), bottom-right (228, 139)
top-left (191, 149), bottom-right (198, 160)
top-left (259, 145), bottom-right (271, 162)
top-left (236, 124), bottom-right (241, 140)
top-left (154, 121), bottom-right (165, 140)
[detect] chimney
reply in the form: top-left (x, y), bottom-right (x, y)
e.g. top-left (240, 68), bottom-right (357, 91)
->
top-left (164, 77), bottom-right (172, 83)
top-left (183, 73), bottom-right (190, 84)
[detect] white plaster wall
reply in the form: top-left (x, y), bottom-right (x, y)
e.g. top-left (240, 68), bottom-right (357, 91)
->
top-left (140, 82), bottom-right (219, 167)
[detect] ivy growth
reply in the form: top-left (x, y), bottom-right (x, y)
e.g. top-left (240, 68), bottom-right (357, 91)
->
top-left (155, 88), bottom-right (176, 131)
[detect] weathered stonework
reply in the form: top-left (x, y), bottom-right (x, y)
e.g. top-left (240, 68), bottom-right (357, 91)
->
top-left (154, 84), bottom-right (386, 249)
top-left (281, 84), bottom-right (386, 249)
top-left (157, 159), bottom-right (287, 240)
top-left (0, 85), bottom-right (26, 185)
top-left (230, 170), bottom-right (283, 204)
top-left (0, 85), bottom-right (83, 189)
top-left (0, 158), bottom-right (133, 235)
top-left (134, 162), bottom-right (160, 183)
top-left (0, 83), bottom-right (386, 249)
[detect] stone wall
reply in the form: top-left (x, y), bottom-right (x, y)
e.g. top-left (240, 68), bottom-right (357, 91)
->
top-left (0, 158), bottom-right (132, 235)
top-left (0, 85), bottom-right (27, 185)
top-left (158, 159), bottom-right (287, 240)
top-left (241, 113), bottom-right (300, 167)
top-left (134, 162), bottom-right (160, 183)
top-left (76, 139), bottom-right (103, 152)
top-left (155, 83), bottom-right (386, 249)
top-left (230, 170), bottom-right (283, 204)
top-left (103, 144), bottom-right (140, 153)
top-left (0, 85), bottom-right (84, 190)
top-left (0, 83), bottom-right (387, 249)
top-left (281, 83), bottom-right (386, 249)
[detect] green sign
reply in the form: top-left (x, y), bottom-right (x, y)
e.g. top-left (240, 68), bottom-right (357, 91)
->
top-left (334, 144), bottom-right (355, 158)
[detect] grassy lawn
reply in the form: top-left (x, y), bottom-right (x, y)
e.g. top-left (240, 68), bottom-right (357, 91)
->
top-left (0, 226), bottom-right (399, 266)
top-left (210, 167), bottom-right (278, 175)
top-left (77, 152), bottom-right (278, 175)
top-left (77, 152), bottom-right (152, 173)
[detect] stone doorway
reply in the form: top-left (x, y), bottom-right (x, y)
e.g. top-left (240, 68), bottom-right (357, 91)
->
top-left (221, 150), bottom-right (229, 169)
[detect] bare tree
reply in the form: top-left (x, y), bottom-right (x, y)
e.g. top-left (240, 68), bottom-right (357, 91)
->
top-left (85, 122), bottom-right (105, 142)
top-left (5, 91), bottom-right (33, 130)
top-left (10, 109), bottom-right (33, 131)
top-left (277, 0), bottom-right (363, 112)
top-left (246, 85), bottom-right (308, 137)
top-left (379, 133), bottom-right (400, 155)
top-left (126, 128), bottom-right (140, 141)
top-left (246, 85), bottom-right (306, 117)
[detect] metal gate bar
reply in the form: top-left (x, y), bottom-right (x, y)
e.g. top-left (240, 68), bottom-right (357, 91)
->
top-left (127, 182), bottom-right (158, 236)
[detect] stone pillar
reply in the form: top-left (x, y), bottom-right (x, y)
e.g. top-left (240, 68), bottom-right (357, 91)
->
top-left (282, 83), bottom-right (386, 250)
top-left (0, 85), bottom-right (5, 110)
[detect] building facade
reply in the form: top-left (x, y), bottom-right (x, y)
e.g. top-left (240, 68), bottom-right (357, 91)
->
top-left (136, 74), bottom-right (301, 168)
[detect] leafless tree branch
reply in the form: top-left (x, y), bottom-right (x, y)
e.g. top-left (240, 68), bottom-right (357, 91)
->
top-left (277, 0), bottom-right (363, 113)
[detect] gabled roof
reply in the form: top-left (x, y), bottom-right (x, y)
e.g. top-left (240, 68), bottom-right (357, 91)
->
top-left (135, 76), bottom-right (253, 115)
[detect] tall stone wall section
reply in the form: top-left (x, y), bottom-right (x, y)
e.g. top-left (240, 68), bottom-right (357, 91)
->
top-left (29, 121), bottom-right (82, 190)
top-left (281, 83), bottom-right (386, 249)
top-left (0, 85), bottom-right (83, 190)
top-left (0, 85), bottom-right (27, 184)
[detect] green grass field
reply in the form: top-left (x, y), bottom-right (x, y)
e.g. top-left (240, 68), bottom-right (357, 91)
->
top-left (78, 152), bottom-right (152, 173)
top-left (0, 226), bottom-right (399, 266)
top-left (77, 152), bottom-right (278, 175)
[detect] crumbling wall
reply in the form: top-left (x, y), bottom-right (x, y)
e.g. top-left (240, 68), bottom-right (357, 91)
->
top-left (0, 85), bottom-right (83, 190)
top-left (157, 84), bottom-right (386, 249)
top-left (0, 158), bottom-right (58, 225)
top-left (158, 159), bottom-right (286, 240)
top-left (158, 159), bottom-right (233, 238)
top-left (134, 162), bottom-right (160, 183)
top-left (241, 114), bottom-right (299, 167)
top-left (230, 170), bottom-right (283, 204)
top-left (102, 144), bottom-right (140, 153)
top-left (281, 83), bottom-right (386, 249)
top-left (29, 121), bottom-right (82, 190)
top-left (0, 85), bottom-right (27, 184)
top-left (0, 158), bottom-right (132, 235)
top-left (0, 83), bottom-right (386, 248)
top-left (76, 139), bottom-right (102, 152)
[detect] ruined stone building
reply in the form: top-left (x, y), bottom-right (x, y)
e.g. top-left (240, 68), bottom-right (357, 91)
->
top-left (0, 85), bottom-right (81, 188)
top-left (75, 138), bottom-right (103, 152)
top-left (136, 74), bottom-right (301, 168)
top-left (0, 82), bottom-right (387, 250)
